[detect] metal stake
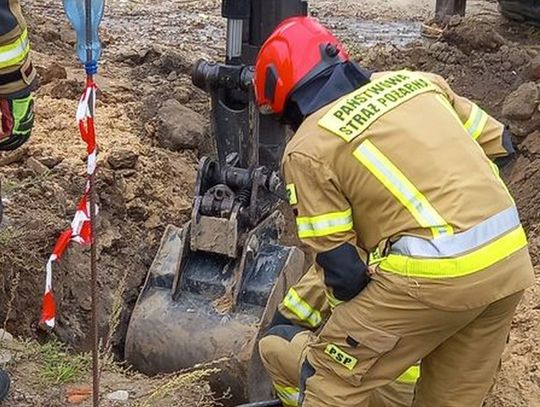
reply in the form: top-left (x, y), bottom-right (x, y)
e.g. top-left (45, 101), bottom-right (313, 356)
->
top-left (85, 0), bottom-right (100, 405)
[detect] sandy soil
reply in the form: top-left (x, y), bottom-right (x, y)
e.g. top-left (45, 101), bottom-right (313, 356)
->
top-left (0, 0), bottom-right (538, 406)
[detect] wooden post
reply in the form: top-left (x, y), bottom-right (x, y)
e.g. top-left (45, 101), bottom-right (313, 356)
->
top-left (435, 0), bottom-right (467, 21)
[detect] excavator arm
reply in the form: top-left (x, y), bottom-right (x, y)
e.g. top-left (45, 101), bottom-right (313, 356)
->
top-left (193, 0), bottom-right (308, 169)
top-left (125, 1), bottom-right (308, 405)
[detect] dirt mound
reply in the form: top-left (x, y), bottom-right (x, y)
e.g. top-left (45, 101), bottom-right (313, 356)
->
top-left (1, 1), bottom-right (539, 406)
top-left (509, 134), bottom-right (540, 264)
top-left (445, 19), bottom-right (506, 53)
top-left (0, 12), bottom-right (199, 357)
top-left (486, 280), bottom-right (540, 406)
top-left (353, 25), bottom-right (533, 116)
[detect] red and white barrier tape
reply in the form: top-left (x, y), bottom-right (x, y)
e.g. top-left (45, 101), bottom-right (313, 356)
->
top-left (40, 79), bottom-right (98, 329)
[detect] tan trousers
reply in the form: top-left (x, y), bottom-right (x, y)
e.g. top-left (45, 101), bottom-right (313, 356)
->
top-left (259, 328), bottom-right (415, 407)
top-left (279, 265), bottom-right (332, 329)
top-left (300, 271), bottom-right (524, 407)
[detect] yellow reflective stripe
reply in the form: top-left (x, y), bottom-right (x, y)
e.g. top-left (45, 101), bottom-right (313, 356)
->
top-left (274, 383), bottom-right (299, 406)
top-left (287, 183), bottom-right (298, 205)
top-left (282, 288), bottom-right (322, 328)
top-left (354, 140), bottom-right (453, 239)
top-left (396, 365), bottom-right (421, 384)
top-left (325, 291), bottom-right (344, 309)
top-left (380, 226), bottom-right (527, 278)
top-left (436, 95), bottom-right (491, 142)
top-left (369, 247), bottom-right (386, 266)
top-left (458, 104), bottom-right (514, 202)
top-left (392, 206), bottom-right (520, 258)
top-left (464, 103), bottom-right (489, 140)
top-left (440, 97), bottom-right (513, 202)
top-left (0, 29), bottom-right (30, 69)
top-left (296, 208), bottom-right (353, 239)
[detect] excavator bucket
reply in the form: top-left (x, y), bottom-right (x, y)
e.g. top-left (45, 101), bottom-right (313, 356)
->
top-left (125, 1), bottom-right (309, 403)
top-left (125, 211), bottom-right (305, 402)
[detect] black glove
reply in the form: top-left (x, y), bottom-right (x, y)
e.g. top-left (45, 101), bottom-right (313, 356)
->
top-left (494, 126), bottom-right (517, 172)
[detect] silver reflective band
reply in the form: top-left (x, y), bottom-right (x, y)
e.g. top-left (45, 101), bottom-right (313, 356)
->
top-left (0, 33), bottom-right (29, 64)
top-left (283, 288), bottom-right (323, 328)
top-left (355, 142), bottom-right (450, 236)
top-left (296, 209), bottom-right (353, 238)
top-left (391, 206), bottom-right (521, 258)
top-left (297, 217), bottom-right (353, 233)
top-left (464, 104), bottom-right (489, 140)
top-left (275, 386), bottom-right (300, 406)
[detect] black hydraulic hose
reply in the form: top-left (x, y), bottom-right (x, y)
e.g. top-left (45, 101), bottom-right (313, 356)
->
top-left (235, 401), bottom-right (282, 407)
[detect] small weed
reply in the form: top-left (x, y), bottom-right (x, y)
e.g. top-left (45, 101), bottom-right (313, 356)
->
top-left (0, 179), bottom-right (19, 195)
top-left (524, 26), bottom-right (540, 41)
top-left (3, 268), bottom-right (20, 335)
top-left (0, 229), bottom-right (11, 246)
top-left (134, 368), bottom-right (220, 407)
top-left (39, 339), bottom-right (91, 385)
top-left (100, 268), bottom-right (128, 373)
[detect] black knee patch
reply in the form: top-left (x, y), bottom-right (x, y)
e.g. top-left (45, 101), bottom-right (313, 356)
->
top-left (316, 243), bottom-right (370, 301)
top-left (264, 324), bottom-right (306, 342)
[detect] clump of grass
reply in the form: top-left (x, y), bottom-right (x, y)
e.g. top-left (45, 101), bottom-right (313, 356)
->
top-left (99, 268), bottom-right (133, 376)
top-left (0, 229), bottom-right (12, 246)
top-left (39, 339), bottom-right (91, 385)
top-left (524, 26), bottom-right (540, 42)
top-left (134, 368), bottom-right (220, 407)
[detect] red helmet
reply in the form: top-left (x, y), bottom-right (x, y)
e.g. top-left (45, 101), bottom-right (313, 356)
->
top-left (254, 17), bottom-right (349, 116)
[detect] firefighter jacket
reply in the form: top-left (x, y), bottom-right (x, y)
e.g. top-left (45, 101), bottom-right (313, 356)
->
top-left (282, 70), bottom-right (534, 312)
top-left (0, 0), bottom-right (36, 98)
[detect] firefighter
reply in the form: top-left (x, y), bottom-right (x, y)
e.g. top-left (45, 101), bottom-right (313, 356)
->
top-left (0, 0), bottom-right (36, 400)
top-left (0, 0), bottom-right (36, 151)
top-left (253, 16), bottom-right (535, 407)
top-left (261, 266), bottom-right (418, 407)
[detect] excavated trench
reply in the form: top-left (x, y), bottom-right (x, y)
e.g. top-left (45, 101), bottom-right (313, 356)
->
top-left (0, 0), bottom-right (538, 405)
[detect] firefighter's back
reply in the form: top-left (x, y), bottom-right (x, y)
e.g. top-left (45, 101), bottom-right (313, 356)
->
top-left (286, 69), bottom-right (533, 310)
